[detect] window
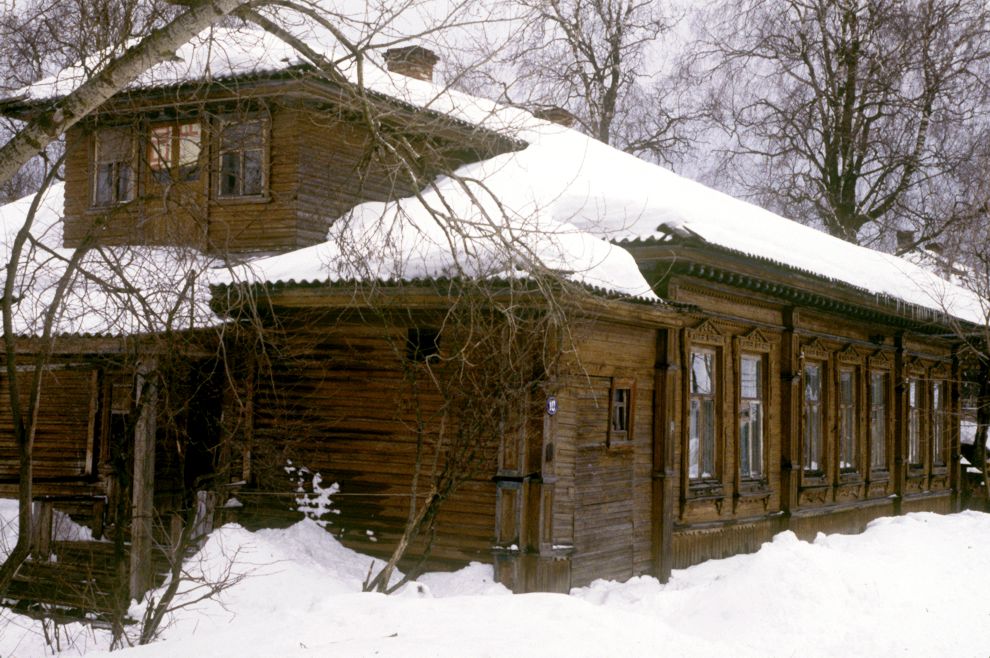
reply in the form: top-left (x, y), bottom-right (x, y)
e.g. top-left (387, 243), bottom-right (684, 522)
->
top-left (218, 119), bottom-right (264, 197)
top-left (932, 380), bottom-right (946, 467)
top-left (406, 328), bottom-right (439, 362)
top-left (869, 372), bottom-right (887, 470)
top-left (907, 378), bottom-right (922, 467)
top-left (608, 381), bottom-right (633, 445)
top-left (803, 363), bottom-right (824, 474)
top-left (149, 121), bottom-right (201, 182)
top-left (739, 355), bottom-right (764, 480)
top-left (689, 350), bottom-right (717, 480)
top-left (93, 127), bottom-right (134, 206)
top-left (838, 369), bottom-right (857, 472)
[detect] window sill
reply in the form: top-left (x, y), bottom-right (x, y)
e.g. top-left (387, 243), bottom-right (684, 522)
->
top-left (213, 194), bottom-right (270, 205)
top-left (687, 481), bottom-right (724, 499)
top-left (838, 471), bottom-right (862, 484)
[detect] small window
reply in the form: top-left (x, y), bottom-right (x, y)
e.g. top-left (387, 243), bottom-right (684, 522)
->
top-left (406, 328), bottom-right (439, 362)
top-left (149, 121), bottom-right (202, 183)
top-left (218, 119), bottom-right (264, 198)
top-left (803, 363), bottom-right (824, 474)
top-left (932, 380), bottom-right (946, 467)
top-left (838, 369), bottom-right (857, 473)
top-left (908, 378), bottom-right (922, 467)
top-left (739, 354), bottom-right (764, 480)
top-left (607, 379), bottom-right (634, 446)
top-left (93, 127), bottom-right (134, 206)
top-left (689, 350), bottom-right (717, 480)
top-left (869, 372), bottom-right (887, 471)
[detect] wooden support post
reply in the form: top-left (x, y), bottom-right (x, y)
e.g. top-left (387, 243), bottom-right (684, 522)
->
top-left (653, 328), bottom-right (678, 583)
top-left (130, 363), bottom-right (157, 600)
top-left (950, 353), bottom-right (962, 512)
top-left (31, 499), bottom-right (53, 559)
top-left (779, 309), bottom-right (799, 528)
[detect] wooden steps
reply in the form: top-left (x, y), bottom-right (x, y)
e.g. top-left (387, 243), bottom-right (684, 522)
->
top-left (3, 540), bottom-right (161, 622)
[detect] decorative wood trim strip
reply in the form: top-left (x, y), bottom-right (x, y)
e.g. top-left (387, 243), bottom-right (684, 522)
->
top-left (738, 328), bottom-right (773, 353)
top-left (868, 350), bottom-right (893, 370)
top-left (687, 318), bottom-right (726, 345)
top-left (799, 338), bottom-right (829, 362)
top-left (836, 344), bottom-right (863, 365)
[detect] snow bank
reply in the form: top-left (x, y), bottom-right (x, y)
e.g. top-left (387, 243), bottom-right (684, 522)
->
top-left (0, 506), bottom-right (988, 657)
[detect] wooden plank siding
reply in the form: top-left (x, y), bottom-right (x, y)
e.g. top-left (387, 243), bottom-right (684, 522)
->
top-left (552, 321), bottom-right (659, 588)
top-left (234, 317), bottom-right (501, 566)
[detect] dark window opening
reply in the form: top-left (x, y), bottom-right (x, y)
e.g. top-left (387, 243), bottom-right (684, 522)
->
top-left (407, 328), bottom-right (440, 362)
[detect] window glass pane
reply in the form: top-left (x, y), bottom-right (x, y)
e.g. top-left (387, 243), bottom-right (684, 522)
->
top-left (741, 356), bottom-right (760, 399)
top-left (243, 149), bottom-right (263, 195)
top-left (933, 381), bottom-right (945, 466)
top-left (691, 351), bottom-right (713, 395)
top-left (95, 164), bottom-right (113, 206)
top-left (116, 164), bottom-right (133, 202)
top-left (740, 355), bottom-right (763, 479)
top-left (220, 152), bottom-right (240, 196)
top-left (178, 122), bottom-right (201, 180)
top-left (222, 121), bottom-right (262, 150)
top-left (839, 371), bottom-right (856, 471)
top-left (908, 379), bottom-right (921, 465)
top-left (702, 398), bottom-right (715, 478)
top-left (870, 372), bottom-right (886, 469)
top-left (689, 399), bottom-right (700, 479)
top-left (97, 127), bottom-right (130, 161)
top-left (148, 126), bottom-right (172, 171)
top-left (804, 363), bottom-right (822, 472)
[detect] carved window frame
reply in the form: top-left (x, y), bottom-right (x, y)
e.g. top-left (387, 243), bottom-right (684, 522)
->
top-left (929, 363), bottom-right (951, 471)
top-left (835, 346), bottom-right (863, 480)
top-left (607, 376), bottom-right (636, 448)
top-left (799, 340), bottom-right (829, 483)
top-left (904, 359), bottom-right (927, 472)
top-left (736, 329), bottom-right (772, 487)
top-left (684, 320), bottom-right (725, 492)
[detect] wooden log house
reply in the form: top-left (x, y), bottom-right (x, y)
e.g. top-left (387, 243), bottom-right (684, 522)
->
top-left (0, 29), bottom-right (980, 603)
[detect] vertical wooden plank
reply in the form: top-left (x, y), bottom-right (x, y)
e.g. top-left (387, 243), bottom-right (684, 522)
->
top-left (130, 362), bottom-right (157, 599)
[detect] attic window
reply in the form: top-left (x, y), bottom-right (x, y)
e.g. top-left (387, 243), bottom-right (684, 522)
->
top-left (406, 328), bottom-right (439, 362)
top-left (149, 121), bottom-right (201, 182)
top-left (93, 127), bottom-right (134, 206)
top-left (218, 119), bottom-right (264, 198)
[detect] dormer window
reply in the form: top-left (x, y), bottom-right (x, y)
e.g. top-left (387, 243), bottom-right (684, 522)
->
top-left (148, 121), bottom-right (201, 183)
top-left (93, 127), bottom-right (134, 206)
top-left (218, 119), bottom-right (265, 198)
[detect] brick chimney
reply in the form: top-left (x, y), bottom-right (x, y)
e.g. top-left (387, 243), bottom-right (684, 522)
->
top-left (383, 46), bottom-right (439, 82)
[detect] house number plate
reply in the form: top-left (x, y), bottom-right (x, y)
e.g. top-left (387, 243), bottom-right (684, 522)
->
top-left (546, 396), bottom-right (557, 416)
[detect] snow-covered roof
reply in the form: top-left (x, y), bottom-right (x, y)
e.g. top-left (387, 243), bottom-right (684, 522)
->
top-left (0, 183), bottom-right (219, 337)
top-left (4, 16), bottom-right (986, 325)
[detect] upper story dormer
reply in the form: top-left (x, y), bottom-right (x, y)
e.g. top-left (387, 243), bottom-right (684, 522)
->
top-left (1, 31), bottom-right (520, 258)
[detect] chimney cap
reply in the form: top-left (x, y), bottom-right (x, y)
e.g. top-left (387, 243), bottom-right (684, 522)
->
top-left (384, 45), bottom-right (439, 66)
top-left (532, 106), bottom-right (577, 127)
top-left (383, 46), bottom-right (439, 81)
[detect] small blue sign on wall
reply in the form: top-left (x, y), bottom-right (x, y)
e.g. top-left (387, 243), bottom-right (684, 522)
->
top-left (546, 395), bottom-right (558, 416)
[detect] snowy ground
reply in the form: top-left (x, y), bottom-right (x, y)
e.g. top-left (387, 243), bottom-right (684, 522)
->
top-left (2, 503), bottom-right (990, 657)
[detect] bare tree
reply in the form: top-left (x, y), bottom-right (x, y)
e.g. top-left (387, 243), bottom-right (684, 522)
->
top-left (446, 0), bottom-right (692, 164)
top-left (693, 0), bottom-right (990, 249)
